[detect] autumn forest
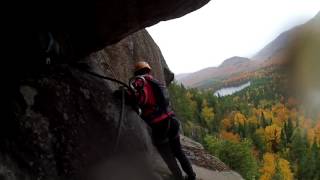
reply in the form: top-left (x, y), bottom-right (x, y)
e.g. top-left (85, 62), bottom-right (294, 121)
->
top-left (169, 66), bottom-right (320, 180)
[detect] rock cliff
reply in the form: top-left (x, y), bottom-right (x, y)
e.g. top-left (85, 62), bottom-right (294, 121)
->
top-left (2, 29), bottom-right (172, 180)
top-left (1, 1), bottom-right (244, 179)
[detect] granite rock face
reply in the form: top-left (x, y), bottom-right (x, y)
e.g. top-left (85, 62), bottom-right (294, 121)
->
top-left (1, 29), bottom-right (173, 180)
top-left (86, 29), bottom-right (174, 86)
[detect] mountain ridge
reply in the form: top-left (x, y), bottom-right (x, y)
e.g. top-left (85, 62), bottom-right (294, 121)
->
top-left (177, 56), bottom-right (254, 87)
top-left (176, 11), bottom-right (320, 88)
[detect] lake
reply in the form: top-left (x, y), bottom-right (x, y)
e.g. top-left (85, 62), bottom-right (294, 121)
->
top-left (214, 81), bottom-right (251, 97)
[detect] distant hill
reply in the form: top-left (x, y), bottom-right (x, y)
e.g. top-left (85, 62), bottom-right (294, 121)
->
top-left (252, 30), bottom-right (291, 61)
top-left (177, 11), bottom-right (320, 89)
top-left (252, 11), bottom-right (319, 63)
top-left (219, 56), bottom-right (250, 68)
top-left (177, 56), bottom-right (254, 87)
top-left (175, 73), bottom-right (191, 80)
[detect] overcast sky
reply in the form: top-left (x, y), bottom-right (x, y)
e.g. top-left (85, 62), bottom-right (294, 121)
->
top-left (147, 0), bottom-right (320, 74)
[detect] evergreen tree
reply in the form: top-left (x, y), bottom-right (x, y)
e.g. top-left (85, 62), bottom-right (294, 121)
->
top-left (286, 118), bottom-right (294, 143)
top-left (290, 128), bottom-right (307, 161)
top-left (304, 141), bottom-right (320, 179)
top-left (290, 129), bottom-right (308, 179)
top-left (314, 142), bottom-right (320, 179)
top-left (280, 125), bottom-right (288, 149)
top-left (261, 112), bottom-right (267, 128)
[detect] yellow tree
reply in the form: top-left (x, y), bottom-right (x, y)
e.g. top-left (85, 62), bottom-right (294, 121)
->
top-left (278, 158), bottom-right (294, 180)
top-left (201, 99), bottom-right (215, 130)
top-left (263, 110), bottom-right (273, 122)
top-left (314, 121), bottom-right (320, 145)
top-left (260, 153), bottom-right (276, 180)
top-left (260, 153), bottom-right (293, 180)
top-left (307, 128), bottom-right (315, 146)
top-left (253, 107), bottom-right (264, 119)
top-left (248, 115), bottom-right (259, 126)
top-left (221, 118), bottom-right (233, 130)
top-left (272, 103), bottom-right (289, 126)
top-left (186, 91), bottom-right (198, 119)
top-left (264, 124), bottom-right (282, 152)
top-left (234, 112), bottom-right (246, 126)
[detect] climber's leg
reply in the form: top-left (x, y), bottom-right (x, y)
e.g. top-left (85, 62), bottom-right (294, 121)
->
top-left (152, 119), bottom-right (184, 180)
top-left (156, 142), bottom-right (184, 180)
top-left (169, 136), bottom-right (196, 180)
top-left (167, 117), bottom-right (196, 180)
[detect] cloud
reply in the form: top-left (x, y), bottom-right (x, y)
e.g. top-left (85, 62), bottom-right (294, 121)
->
top-left (147, 0), bottom-right (320, 74)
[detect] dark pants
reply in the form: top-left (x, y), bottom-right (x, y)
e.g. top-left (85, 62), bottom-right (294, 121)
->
top-left (151, 116), bottom-right (196, 180)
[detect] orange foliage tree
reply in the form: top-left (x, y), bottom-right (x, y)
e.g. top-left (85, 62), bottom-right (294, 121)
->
top-left (260, 153), bottom-right (276, 180)
top-left (264, 124), bottom-right (282, 152)
top-left (220, 130), bottom-right (240, 143)
top-left (260, 153), bottom-right (293, 180)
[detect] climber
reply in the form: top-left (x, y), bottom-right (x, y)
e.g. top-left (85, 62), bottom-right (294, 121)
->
top-left (128, 61), bottom-right (196, 180)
